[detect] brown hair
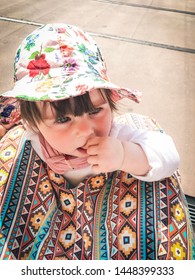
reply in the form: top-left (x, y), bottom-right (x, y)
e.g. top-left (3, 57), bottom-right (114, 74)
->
top-left (20, 89), bottom-right (117, 129)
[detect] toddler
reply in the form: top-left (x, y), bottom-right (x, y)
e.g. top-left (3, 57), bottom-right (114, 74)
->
top-left (0, 23), bottom-right (194, 260)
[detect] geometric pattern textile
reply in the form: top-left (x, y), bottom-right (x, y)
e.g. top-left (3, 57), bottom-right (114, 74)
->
top-left (0, 115), bottom-right (195, 260)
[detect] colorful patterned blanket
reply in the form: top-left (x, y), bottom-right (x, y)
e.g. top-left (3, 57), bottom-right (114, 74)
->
top-left (0, 114), bottom-right (194, 260)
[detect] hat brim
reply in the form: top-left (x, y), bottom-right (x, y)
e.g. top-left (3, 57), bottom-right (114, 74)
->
top-left (1, 74), bottom-right (141, 103)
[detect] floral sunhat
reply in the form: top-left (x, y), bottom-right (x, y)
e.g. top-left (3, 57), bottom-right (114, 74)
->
top-left (1, 23), bottom-right (141, 103)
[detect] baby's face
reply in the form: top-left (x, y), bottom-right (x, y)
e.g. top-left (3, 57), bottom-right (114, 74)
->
top-left (36, 89), bottom-right (113, 157)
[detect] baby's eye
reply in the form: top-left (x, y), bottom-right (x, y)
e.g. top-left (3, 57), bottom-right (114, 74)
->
top-left (56, 116), bottom-right (71, 124)
top-left (89, 107), bottom-right (102, 115)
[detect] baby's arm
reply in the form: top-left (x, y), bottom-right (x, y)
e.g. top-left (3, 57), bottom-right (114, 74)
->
top-left (86, 127), bottom-right (179, 181)
top-left (120, 139), bottom-right (150, 176)
top-left (120, 130), bottom-right (180, 181)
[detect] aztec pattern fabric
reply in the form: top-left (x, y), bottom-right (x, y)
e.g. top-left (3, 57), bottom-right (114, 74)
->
top-left (0, 97), bottom-right (20, 127)
top-left (0, 97), bottom-right (21, 140)
top-left (0, 118), bottom-right (195, 260)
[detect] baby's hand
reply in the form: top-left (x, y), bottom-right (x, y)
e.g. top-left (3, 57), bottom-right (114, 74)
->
top-left (86, 136), bottom-right (124, 173)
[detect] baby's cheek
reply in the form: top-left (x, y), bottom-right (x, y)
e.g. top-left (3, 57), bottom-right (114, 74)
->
top-left (102, 119), bottom-right (112, 136)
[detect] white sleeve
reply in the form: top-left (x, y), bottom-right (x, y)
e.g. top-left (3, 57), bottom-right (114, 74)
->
top-left (110, 123), bottom-right (180, 181)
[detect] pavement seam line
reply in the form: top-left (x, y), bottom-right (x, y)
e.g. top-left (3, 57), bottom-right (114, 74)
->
top-left (94, 0), bottom-right (195, 16)
top-left (0, 16), bottom-right (195, 54)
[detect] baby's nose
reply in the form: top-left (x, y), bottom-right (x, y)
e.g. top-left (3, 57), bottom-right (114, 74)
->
top-left (75, 117), bottom-right (94, 136)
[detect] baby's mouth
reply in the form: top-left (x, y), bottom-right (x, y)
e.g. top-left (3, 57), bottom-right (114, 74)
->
top-left (77, 140), bottom-right (89, 153)
top-left (77, 147), bottom-right (87, 154)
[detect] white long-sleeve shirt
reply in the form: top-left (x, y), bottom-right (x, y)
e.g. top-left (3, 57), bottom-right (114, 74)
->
top-left (110, 118), bottom-right (179, 181)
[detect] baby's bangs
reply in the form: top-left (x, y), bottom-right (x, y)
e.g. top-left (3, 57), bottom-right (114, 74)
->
top-left (20, 89), bottom-right (116, 129)
top-left (49, 91), bottom-right (105, 118)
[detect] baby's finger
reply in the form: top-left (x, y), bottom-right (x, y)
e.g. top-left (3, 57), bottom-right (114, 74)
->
top-left (86, 137), bottom-right (101, 147)
top-left (91, 165), bottom-right (101, 174)
top-left (87, 155), bottom-right (99, 165)
top-left (87, 144), bottom-right (98, 155)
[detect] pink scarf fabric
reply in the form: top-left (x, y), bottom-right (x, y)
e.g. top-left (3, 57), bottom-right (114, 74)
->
top-left (39, 133), bottom-right (89, 174)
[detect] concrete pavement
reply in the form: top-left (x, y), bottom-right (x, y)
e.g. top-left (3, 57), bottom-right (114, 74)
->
top-left (0, 0), bottom-right (195, 196)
